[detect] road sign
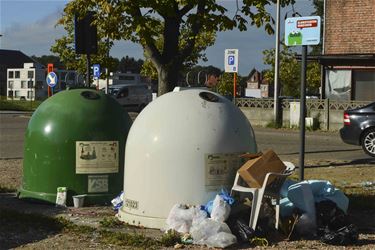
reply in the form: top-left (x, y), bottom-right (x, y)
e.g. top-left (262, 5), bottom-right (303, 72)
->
top-left (46, 72), bottom-right (58, 88)
top-left (285, 16), bottom-right (321, 46)
top-left (93, 64), bottom-right (100, 79)
top-left (224, 49), bottom-right (238, 73)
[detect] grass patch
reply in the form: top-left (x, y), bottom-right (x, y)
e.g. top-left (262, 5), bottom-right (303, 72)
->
top-left (99, 230), bottom-right (160, 248)
top-left (0, 208), bottom-right (178, 248)
top-left (0, 209), bottom-right (65, 233)
top-left (99, 216), bottom-right (125, 228)
top-left (159, 229), bottom-right (181, 247)
top-left (0, 97), bottom-right (42, 111)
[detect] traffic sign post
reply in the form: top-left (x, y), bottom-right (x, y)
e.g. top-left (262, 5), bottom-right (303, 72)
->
top-left (224, 49), bottom-right (239, 103)
top-left (224, 49), bottom-right (238, 73)
top-left (285, 16), bottom-right (321, 181)
top-left (46, 72), bottom-right (58, 97)
top-left (47, 64), bottom-right (54, 97)
top-left (93, 64), bottom-right (100, 79)
top-left (93, 64), bottom-right (100, 90)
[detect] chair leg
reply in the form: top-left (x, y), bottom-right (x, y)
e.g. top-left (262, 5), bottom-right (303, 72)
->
top-left (249, 190), bottom-right (263, 230)
top-left (275, 204), bottom-right (280, 230)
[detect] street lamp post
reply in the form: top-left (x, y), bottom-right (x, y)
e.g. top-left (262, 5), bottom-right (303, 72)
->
top-left (274, 0), bottom-right (281, 127)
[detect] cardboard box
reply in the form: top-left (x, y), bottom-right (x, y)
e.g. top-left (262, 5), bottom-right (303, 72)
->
top-left (238, 149), bottom-right (286, 188)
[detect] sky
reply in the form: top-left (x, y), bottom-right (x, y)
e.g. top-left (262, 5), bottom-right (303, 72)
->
top-left (0, 0), bottom-right (314, 76)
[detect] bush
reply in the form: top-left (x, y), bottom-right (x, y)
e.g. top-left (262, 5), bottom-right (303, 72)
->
top-left (0, 96), bottom-right (42, 111)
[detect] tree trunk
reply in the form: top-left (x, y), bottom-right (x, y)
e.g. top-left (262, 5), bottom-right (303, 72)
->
top-left (157, 63), bottom-right (181, 96)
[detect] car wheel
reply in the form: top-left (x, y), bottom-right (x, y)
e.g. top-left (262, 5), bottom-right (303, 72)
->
top-left (361, 128), bottom-right (375, 157)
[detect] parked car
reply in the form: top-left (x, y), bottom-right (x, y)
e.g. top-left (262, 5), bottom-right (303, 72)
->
top-left (339, 102), bottom-right (375, 157)
top-left (107, 83), bottom-right (152, 112)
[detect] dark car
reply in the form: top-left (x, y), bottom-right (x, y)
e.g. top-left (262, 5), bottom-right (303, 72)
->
top-left (339, 102), bottom-right (375, 157)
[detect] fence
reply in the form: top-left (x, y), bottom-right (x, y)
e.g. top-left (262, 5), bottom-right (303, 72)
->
top-left (236, 98), bottom-right (371, 131)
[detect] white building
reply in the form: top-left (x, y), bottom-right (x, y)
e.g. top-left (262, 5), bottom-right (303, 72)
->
top-left (7, 63), bottom-right (81, 100)
top-left (7, 63), bottom-right (45, 100)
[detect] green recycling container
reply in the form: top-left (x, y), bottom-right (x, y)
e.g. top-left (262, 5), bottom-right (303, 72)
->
top-left (19, 89), bottom-right (132, 205)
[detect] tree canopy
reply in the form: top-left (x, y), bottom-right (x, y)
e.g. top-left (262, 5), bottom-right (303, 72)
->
top-left (53, 0), bottom-right (294, 95)
top-left (262, 45), bottom-right (321, 97)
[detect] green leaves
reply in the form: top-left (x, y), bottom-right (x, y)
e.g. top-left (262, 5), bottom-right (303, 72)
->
top-left (52, 0), bottom-right (297, 95)
top-left (262, 44), bottom-right (321, 97)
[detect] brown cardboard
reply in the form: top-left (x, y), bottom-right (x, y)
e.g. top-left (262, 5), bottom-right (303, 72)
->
top-left (238, 149), bottom-right (286, 188)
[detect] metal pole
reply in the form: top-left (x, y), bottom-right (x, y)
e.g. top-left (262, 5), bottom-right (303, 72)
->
top-left (274, 0), bottom-right (281, 127)
top-left (198, 71), bottom-right (202, 85)
top-left (299, 45), bottom-right (307, 181)
top-left (86, 53), bottom-right (91, 87)
top-left (186, 71), bottom-right (191, 87)
top-left (106, 37), bottom-right (109, 94)
top-left (233, 72), bottom-right (237, 104)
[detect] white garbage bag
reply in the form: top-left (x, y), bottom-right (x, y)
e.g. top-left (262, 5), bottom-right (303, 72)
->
top-left (206, 232), bottom-right (237, 248)
top-left (210, 194), bottom-right (231, 222)
top-left (190, 218), bottom-right (237, 248)
top-left (166, 204), bottom-right (207, 233)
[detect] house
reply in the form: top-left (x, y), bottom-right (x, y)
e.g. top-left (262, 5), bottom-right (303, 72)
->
top-left (244, 68), bottom-right (272, 98)
top-left (0, 49), bottom-right (39, 96)
top-left (319, 0), bottom-right (375, 101)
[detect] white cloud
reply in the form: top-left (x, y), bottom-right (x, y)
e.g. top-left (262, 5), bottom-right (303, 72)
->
top-left (2, 9), bottom-right (66, 56)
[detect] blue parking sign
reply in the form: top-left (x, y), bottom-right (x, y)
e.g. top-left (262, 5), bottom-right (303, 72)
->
top-left (93, 64), bottom-right (100, 79)
top-left (228, 55), bottom-right (235, 65)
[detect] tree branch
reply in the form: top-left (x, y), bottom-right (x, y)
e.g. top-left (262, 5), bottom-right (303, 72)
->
top-left (178, 3), bottom-right (194, 18)
top-left (179, 1), bottom-right (205, 60)
top-left (131, 5), bottom-right (162, 66)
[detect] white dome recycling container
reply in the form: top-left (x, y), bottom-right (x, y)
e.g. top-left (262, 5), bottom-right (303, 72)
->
top-left (118, 89), bottom-right (257, 229)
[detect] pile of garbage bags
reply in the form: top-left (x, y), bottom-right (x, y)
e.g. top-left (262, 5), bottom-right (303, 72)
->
top-left (164, 180), bottom-right (359, 248)
top-left (166, 190), bottom-right (237, 248)
top-left (279, 180), bottom-right (358, 245)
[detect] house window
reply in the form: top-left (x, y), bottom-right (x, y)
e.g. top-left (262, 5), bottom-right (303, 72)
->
top-left (14, 90), bottom-right (20, 97)
top-left (28, 70), bottom-right (34, 78)
top-left (27, 91), bottom-right (34, 99)
top-left (15, 71), bottom-right (20, 78)
top-left (8, 81), bottom-right (14, 88)
top-left (28, 80), bottom-right (34, 88)
top-left (8, 71), bottom-right (14, 78)
top-left (8, 90), bottom-right (13, 97)
top-left (21, 81), bottom-right (27, 88)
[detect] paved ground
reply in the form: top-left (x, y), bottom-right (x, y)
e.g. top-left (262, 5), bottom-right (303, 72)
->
top-left (1, 112), bottom-right (373, 166)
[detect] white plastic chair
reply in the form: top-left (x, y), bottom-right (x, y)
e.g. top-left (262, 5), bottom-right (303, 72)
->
top-left (230, 161), bottom-right (295, 230)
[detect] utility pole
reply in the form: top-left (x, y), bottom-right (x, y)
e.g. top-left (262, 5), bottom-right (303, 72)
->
top-left (274, 0), bottom-right (281, 127)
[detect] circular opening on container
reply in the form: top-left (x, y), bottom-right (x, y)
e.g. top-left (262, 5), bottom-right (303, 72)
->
top-left (199, 91), bottom-right (219, 102)
top-left (81, 91), bottom-right (100, 100)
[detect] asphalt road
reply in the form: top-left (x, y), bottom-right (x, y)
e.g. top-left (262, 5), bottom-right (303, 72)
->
top-left (0, 112), bottom-right (373, 165)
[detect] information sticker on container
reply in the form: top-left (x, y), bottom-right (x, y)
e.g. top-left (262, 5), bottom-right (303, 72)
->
top-left (88, 175), bottom-right (108, 193)
top-left (76, 141), bottom-right (119, 174)
top-left (205, 153), bottom-right (242, 190)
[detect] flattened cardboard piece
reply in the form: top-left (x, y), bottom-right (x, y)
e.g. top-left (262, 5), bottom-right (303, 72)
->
top-left (238, 149), bottom-right (286, 188)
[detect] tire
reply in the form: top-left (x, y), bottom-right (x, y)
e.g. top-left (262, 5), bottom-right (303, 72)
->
top-left (361, 128), bottom-right (375, 157)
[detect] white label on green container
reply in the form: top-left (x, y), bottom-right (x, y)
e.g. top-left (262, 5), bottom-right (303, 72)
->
top-left (205, 153), bottom-right (242, 190)
top-left (76, 141), bottom-right (119, 174)
top-left (88, 175), bottom-right (108, 193)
